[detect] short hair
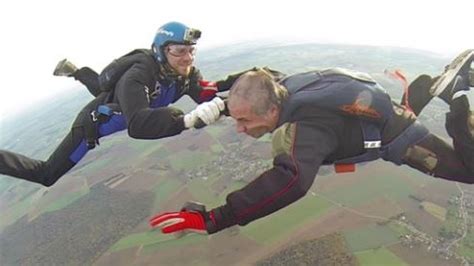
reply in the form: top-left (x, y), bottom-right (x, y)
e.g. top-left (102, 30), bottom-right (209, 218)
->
top-left (229, 69), bottom-right (288, 115)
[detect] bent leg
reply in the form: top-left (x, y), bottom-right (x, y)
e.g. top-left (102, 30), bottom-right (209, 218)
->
top-left (402, 74), bottom-right (435, 116)
top-left (0, 127), bottom-right (89, 187)
top-left (72, 67), bottom-right (101, 97)
top-left (446, 96), bottom-right (474, 172)
top-left (403, 96), bottom-right (474, 183)
top-left (403, 134), bottom-right (473, 183)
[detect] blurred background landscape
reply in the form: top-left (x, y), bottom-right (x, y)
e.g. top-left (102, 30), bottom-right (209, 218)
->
top-left (1, 42), bottom-right (473, 265)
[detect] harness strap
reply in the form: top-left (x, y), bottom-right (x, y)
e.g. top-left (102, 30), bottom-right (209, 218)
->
top-left (334, 120), bottom-right (382, 173)
top-left (83, 104), bottom-right (122, 149)
top-left (361, 121), bottom-right (382, 148)
top-left (332, 120), bottom-right (429, 172)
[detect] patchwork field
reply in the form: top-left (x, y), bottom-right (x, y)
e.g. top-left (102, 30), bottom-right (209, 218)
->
top-left (1, 43), bottom-right (470, 265)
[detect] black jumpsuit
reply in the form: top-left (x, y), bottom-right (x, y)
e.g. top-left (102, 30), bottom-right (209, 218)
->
top-left (201, 71), bottom-right (474, 234)
top-left (0, 49), bottom-right (221, 186)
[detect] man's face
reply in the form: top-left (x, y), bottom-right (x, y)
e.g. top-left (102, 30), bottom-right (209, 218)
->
top-left (228, 97), bottom-right (279, 139)
top-left (165, 44), bottom-right (195, 76)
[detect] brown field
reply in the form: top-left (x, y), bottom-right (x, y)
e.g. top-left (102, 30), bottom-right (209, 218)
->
top-left (413, 179), bottom-right (459, 208)
top-left (239, 208), bottom-right (371, 265)
top-left (297, 208), bottom-right (375, 240)
top-left (353, 196), bottom-right (404, 219)
top-left (399, 197), bottom-right (443, 236)
top-left (164, 130), bottom-right (216, 153)
top-left (108, 170), bottom-right (168, 192)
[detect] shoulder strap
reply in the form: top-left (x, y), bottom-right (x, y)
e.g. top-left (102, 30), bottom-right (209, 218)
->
top-left (98, 49), bottom-right (157, 92)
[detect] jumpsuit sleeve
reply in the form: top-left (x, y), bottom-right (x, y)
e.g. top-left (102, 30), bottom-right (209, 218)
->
top-left (114, 61), bottom-right (187, 139)
top-left (207, 116), bottom-right (340, 233)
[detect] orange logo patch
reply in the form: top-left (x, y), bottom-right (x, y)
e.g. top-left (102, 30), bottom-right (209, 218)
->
top-left (339, 98), bottom-right (381, 119)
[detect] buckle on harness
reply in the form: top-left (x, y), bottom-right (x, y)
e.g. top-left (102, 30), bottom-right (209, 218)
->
top-left (90, 105), bottom-right (120, 122)
top-left (90, 110), bottom-right (99, 122)
top-left (364, 141), bottom-right (381, 149)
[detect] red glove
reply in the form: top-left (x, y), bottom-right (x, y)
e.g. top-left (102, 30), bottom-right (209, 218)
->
top-left (198, 80), bottom-right (218, 102)
top-left (150, 202), bottom-right (219, 236)
top-left (149, 211), bottom-right (206, 234)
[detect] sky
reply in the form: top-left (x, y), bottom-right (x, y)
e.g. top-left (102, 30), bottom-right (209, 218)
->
top-left (0, 0), bottom-right (473, 120)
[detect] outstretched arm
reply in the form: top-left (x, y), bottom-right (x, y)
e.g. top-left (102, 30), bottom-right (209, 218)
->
top-left (188, 67), bottom-right (286, 104)
top-left (115, 64), bottom-right (224, 139)
top-left (150, 114), bottom-right (340, 235)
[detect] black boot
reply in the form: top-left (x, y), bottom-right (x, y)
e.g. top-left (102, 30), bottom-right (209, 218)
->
top-left (402, 74), bottom-right (435, 116)
top-left (431, 49), bottom-right (473, 105)
top-left (53, 59), bottom-right (78, 77)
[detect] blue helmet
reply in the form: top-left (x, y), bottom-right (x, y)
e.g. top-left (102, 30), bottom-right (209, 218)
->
top-left (152, 21), bottom-right (201, 62)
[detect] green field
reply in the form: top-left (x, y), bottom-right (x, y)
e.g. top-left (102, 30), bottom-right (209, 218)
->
top-left (143, 233), bottom-right (207, 252)
top-left (355, 247), bottom-right (407, 266)
top-left (319, 170), bottom-right (413, 207)
top-left (131, 141), bottom-right (164, 159)
top-left (215, 180), bottom-right (248, 202)
top-left (240, 194), bottom-right (332, 244)
top-left (110, 229), bottom-right (209, 254)
top-left (43, 185), bottom-right (90, 213)
top-left (168, 151), bottom-right (217, 171)
top-left (458, 244), bottom-right (474, 262)
top-left (1, 194), bottom-right (36, 229)
top-left (344, 224), bottom-right (400, 252)
top-left (458, 230), bottom-right (474, 262)
top-left (187, 178), bottom-right (219, 205)
top-left (420, 201), bottom-right (446, 221)
top-left (77, 156), bottom-right (115, 173)
top-left (110, 231), bottom-right (172, 252)
top-left (205, 123), bottom-right (227, 139)
top-left (388, 221), bottom-right (412, 236)
top-left (210, 143), bottom-right (223, 153)
top-left (152, 178), bottom-right (182, 209)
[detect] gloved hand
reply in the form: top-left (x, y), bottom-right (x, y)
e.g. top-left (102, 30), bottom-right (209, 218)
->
top-left (149, 202), bottom-right (215, 237)
top-left (149, 211), bottom-right (206, 234)
top-left (198, 80), bottom-right (219, 102)
top-left (183, 97), bottom-right (225, 128)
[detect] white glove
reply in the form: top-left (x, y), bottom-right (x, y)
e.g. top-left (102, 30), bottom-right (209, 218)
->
top-left (183, 97), bottom-right (225, 128)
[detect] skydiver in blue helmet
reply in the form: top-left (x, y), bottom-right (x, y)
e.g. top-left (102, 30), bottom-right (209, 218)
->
top-left (0, 21), bottom-right (239, 187)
